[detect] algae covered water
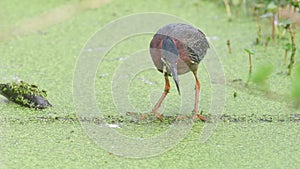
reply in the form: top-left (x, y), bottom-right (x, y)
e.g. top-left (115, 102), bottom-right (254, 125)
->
top-left (0, 0), bottom-right (299, 168)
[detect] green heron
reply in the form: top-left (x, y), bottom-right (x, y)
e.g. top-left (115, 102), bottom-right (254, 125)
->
top-left (149, 23), bottom-right (209, 121)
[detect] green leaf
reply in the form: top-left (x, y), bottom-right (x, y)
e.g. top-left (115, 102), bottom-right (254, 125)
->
top-left (283, 43), bottom-right (292, 50)
top-left (266, 1), bottom-right (278, 13)
top-left (244, 48), bottom-right (255, 55)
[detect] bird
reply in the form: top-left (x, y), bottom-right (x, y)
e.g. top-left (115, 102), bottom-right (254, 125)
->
top-left (149, 23), bottom-right (209, 121)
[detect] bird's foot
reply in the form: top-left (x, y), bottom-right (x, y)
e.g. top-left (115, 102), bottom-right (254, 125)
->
top-left (175, 114), bottom-right (206, 122)
top-left (193, 114), bottom-right (206, 122)
top-left (153, 112), bottom-right (164, 122)
top-left (192, 110), bottom-right (206, 122)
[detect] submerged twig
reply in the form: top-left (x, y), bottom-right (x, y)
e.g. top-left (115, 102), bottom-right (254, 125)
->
top-left (227, 40), bottom-right (232, 53)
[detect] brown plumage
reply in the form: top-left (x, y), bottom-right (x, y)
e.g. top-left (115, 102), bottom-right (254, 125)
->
top-left (149, 23), bottom-right (209, 121)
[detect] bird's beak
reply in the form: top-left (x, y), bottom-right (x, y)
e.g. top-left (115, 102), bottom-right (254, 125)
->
top-left (169, 63), bottom-right (180, 95)
top-left (162, 36), bottom-right (181, 95)
top-left (161, 57), bottom-right (180, 95)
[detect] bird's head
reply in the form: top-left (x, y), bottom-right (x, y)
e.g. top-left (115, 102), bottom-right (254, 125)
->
top-left (161, 36), bottom-right (180, 95)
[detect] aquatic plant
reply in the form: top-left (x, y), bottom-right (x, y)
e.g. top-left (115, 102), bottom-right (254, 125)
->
top-left (244, 48), bottom-right (255, 73)
top-left (286, 24), bottom-right (297, 75)
top-left (223, 0), bottom-right (232, 21)
top-left (266, 1), bottom-right (278, 40)
top-left (264, 36), bottom-right (271, 52)
top-left (283, 43), bottom-right (291, 65)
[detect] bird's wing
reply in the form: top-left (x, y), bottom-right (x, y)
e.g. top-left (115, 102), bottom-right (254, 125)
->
top-left (187, 30), bottom-right (210, 64)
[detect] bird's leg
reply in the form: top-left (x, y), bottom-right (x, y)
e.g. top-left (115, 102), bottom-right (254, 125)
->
top-left (152, 73), bottom-right (170, 120)
top-left (193, 71), bottom-right (200, 113)
top-left (192, 70), bottom-right (206, 121)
